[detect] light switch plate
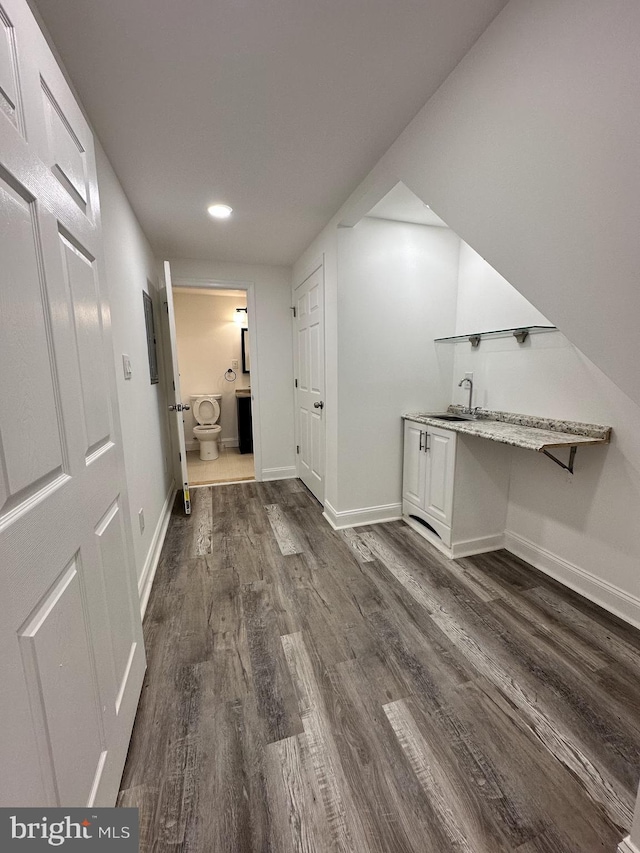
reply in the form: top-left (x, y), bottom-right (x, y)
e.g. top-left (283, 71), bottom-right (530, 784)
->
top-left (464, 371), bottom-right (473, 382)
top-left (122, 354), bottom-right (132, 380)
top-left (231, 359), bottom-right (239, 369)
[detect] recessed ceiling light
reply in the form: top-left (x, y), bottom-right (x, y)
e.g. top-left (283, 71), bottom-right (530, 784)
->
top-left (207, 203), bottom-right (233, 219)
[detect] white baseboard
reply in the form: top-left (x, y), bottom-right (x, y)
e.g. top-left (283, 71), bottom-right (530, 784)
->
top-left (402, 515), bottom-right (453, 557)
top-left (504, 530), bottom-right (640, 631)
top-left (618, 837), bottom-right (640, 853)
top-left (403, 522), bottom-right (503, 560)
top-left (261, 466), bottom-right (297, 481)
top-left (138, 485), bottom-right (175, 618)
top-left (450, 533), bottom-right (505, 559)
top-left (323, 500), bottom-right (402, 530)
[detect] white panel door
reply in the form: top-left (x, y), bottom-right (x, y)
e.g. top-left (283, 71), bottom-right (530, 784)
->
top-left (294, 262), bottom-right (325, 502)
top-left (402, 421), bottom-right (427, 509)
top-left (424, 426), bottom-right (456, 527)
top-left (0, 0), bottom-right (145, 806)
top-left (160, 260), bottom-right (190, 513)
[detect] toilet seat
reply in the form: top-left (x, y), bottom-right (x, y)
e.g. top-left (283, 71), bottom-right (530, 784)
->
top-left (190, 394), bottom-right (223, 460)
top-left (192, 396), bottom-right (221, 425)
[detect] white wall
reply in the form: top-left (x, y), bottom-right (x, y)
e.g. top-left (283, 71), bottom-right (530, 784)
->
top-left (173, 292), bottom-right (249, 448)
top-left (452, 245), bottom-right (640, 626)
top-left (454, 241), bottom-right (548, 336)
top-left (329, 217), bottom-right (459, 521)
top-left (296, 0), bottom-right (640, 411)
top-left (96, 145), bottom-right (173, 591)
top-left (168, 259), bottom-right (295, 480)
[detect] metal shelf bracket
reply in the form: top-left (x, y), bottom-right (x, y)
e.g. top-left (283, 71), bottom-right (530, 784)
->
top-left (542, 445), bottom-right (577, 474)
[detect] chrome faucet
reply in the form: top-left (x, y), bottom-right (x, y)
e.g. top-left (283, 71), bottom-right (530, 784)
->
top-left (458, 376), bottom-right (474, 414)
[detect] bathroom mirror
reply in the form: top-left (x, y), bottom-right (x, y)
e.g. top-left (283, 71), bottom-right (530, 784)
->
top-left (241, 327), bottom-right (251, 373)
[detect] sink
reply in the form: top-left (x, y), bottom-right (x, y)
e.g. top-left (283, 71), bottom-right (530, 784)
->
top-left (430, 413), bottom-right (477, 422)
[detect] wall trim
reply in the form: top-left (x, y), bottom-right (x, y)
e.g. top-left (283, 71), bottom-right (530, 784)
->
top-left (450, 533), bottom-right (505, 559)
top-left (504, 530), bottom-right (640, 631)
top-left (261, 466), bottom-right (297, 481)
top-left (400, 518), bottom-right (503, 560)
top-left (402, 515), bottom-right (452, 557)
top-left (138, 485), bottom-right (175, 618)
top-left (323, 500), bottom-right (402, 530)
top-left (618, 837), bottom-right (640, 853)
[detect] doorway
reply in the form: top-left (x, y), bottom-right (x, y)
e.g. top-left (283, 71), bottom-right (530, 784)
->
top-left (172, 286), bottom-right (257, 486)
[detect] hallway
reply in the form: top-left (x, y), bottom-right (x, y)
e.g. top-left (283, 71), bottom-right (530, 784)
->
top-left (119, 480), bottom-right (640, 852)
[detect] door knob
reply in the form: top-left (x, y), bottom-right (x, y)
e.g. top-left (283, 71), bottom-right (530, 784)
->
top-left (313, 401), bottom-right (324, 410)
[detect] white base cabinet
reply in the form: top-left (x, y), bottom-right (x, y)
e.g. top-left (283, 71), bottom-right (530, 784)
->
top-left (402, 418), bottom-right (511, 558)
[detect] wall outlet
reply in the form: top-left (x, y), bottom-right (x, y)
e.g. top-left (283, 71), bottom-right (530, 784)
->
top-left (138, 508), bottom-right (145, 534)
top-left (464, 371), bottom-right (473, 382)
top-left (122, 354), bottom-right (132, 380)
top-left (231, 359), bottom-right (239, 369)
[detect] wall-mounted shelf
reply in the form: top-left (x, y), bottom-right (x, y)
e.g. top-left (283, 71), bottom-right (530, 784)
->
top-left (434, 325), bottom-right (558, 348)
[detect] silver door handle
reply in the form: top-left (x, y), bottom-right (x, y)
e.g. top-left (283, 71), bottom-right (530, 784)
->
top-left (313, 401), bottom-right (324, 410)
top-left (419, 431), bottom-right (424, 451)
top-left (424, 432), bottom-right (430, 452)
top-left (168, 404), bottom-right (190, 412)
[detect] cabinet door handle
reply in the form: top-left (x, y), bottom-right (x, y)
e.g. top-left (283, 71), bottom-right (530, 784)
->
top-left (419, 431), bottom-right (424, 451)
top-left (425, 432), bottom-right (430, 453)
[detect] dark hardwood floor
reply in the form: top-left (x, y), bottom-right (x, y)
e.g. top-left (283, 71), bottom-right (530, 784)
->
top-left (119, 479), bottom-right (640, 852)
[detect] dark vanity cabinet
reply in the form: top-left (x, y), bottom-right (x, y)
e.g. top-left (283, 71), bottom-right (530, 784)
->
top-left (236, 391), bottom-right (253, 454)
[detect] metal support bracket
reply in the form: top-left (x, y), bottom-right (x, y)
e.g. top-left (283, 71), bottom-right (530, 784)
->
top-left (542, 445), bottom-right (577, 474)
top-left (469, 334), bottom-right (481, 348)
top-left (513, 328), bottom-right (529, 344)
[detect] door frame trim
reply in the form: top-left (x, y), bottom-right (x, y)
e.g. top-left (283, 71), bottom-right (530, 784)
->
top-left (169, 276), bottom-right (263, 481)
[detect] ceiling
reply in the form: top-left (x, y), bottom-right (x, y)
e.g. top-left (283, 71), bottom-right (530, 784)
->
top-left (33, 0), bottom-right (507, 266)
top-left (367, 182), bottom-right (449, 227)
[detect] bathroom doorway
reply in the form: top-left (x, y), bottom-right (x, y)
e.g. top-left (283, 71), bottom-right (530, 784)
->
top-left (172, 285), bottom-right (257, 486)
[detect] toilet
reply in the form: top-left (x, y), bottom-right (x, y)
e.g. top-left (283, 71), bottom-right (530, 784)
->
top-left (191, 394), bottom-right (223, 460)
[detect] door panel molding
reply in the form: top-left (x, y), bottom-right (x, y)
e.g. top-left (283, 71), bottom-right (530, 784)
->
top-left (0, 0), bottom-right (145, 807)
top-left (294, 259), bottom-right (325, 503)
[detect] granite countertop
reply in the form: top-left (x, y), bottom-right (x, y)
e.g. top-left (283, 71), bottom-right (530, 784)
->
top-left (402, 406), bottom-right (612, 452)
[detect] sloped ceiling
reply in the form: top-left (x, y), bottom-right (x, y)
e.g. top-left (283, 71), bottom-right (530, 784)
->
top-left (32, 0), bottom-right (507, 265)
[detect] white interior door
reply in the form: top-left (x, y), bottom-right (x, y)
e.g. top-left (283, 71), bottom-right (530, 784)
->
top-left (295, 262), bottom-right (325, 502)
top-left (0, 0), bottom-right (145, 805)
top-left (160, 260), bottom-right (190, 514)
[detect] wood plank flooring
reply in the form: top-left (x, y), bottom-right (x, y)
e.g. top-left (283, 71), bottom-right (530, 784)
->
top-left (119, 480), bottom-right (640, 852)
